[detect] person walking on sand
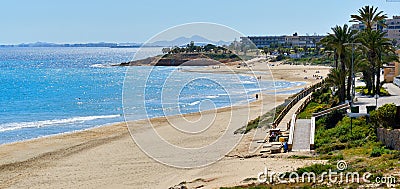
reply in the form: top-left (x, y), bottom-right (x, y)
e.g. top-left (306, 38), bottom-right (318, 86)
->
top-left (283, 140), bottom-right (288, 153)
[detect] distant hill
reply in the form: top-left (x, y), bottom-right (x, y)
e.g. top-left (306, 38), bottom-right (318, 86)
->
top-left (0, 36), bottom-right (232, 48)
top-left (0, 42), bottom-right (142, 48)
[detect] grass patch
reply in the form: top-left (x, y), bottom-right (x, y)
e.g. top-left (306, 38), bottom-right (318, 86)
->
top-left (297, 102), bottom-right (329, 119)
top-left (288, 155), bottom-right (311, 159)
top-left (296, 163), bottom-right (334, 175)
top-left (297, 87), bottom-right (339, 119)
top-left (355, 86), bottom-right (390, 96)
top-left (315, 116), bottom-right (377, 154)
top-left (370, 146), bottom-right (392, 157)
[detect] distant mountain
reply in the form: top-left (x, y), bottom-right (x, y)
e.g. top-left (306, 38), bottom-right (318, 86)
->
top-left (145, 35), bottom-right (231, 47)
top-left (0, 42), bottom-right (145, 48)
top-left (0, 36), bottom-right (231, 48)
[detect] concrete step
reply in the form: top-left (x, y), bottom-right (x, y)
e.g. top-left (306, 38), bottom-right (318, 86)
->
top-left (292, 119), bottom-right (311, 151)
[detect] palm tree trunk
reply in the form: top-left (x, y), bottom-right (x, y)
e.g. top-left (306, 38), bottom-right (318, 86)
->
top-left (340, 55), bottom-right (346, 103)
top-left (334, 53), bottom-right (339, 69)
top-left (363, 70), bottom-right (373, 95)
top-left (369, 53), bottom-right (376, 95)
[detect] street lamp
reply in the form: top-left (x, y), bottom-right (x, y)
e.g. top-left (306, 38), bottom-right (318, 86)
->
top-left (344, 42), bottom-right (362, 136)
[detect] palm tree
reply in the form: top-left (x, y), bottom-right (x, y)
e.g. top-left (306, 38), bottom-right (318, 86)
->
top-left (319, 36), bottom-right (338, 68)
top-left (326, 68), bottom-right (346, 98)
top-left (350, 5), bottom-right (387, 31)
top-left (344, 50), bottom-right (369, 99)
top-left (351, 6), bottom-right (390, 96)
top-left (358, 30), bottom-right (394, 95)
top-left (320, 24), bottom-right (357, 102)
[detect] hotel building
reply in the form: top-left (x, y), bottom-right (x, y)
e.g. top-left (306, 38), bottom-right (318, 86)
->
top-left (241, 34), bottom-right (325, 48)
top-left (351, 16), bottom-right (400, 44)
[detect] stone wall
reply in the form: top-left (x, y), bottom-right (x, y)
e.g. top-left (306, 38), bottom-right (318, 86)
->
top-left (377, 128), bottom-right (400, 150)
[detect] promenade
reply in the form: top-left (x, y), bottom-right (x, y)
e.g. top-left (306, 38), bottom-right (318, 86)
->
top-left (276, 93), bottom-right (312, 131)
top-left (355, 83), bottom-right (400, 113)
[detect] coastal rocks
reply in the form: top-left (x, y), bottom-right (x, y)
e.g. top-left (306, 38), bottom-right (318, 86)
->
top-left (118, 52), bottom-right (241, 66)
top-left (118, 56), bottom-right (159, 66)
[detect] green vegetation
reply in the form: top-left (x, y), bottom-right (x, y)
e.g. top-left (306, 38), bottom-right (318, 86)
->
top-left (319, 6), bottom-right (399, 102)
top-left (270, 54), bottom-right (287, 62)
top-left (287, 57), bottom-right (334, 66)
top-left (161, 41), bottom-right (243, 64)
top-left (263, 5), bottom-right (399, 101)
top-left (370, 103), bottom-right (398, 129)
top-left (370, 146), bottom-right (392, 157)
top-left (288, 155), bottom-right (311, 159)
top-left (301, 91), bottom-right (399, 187)
top-left (355, 86), bottom-right (390, 96)
top-left (297, 87), bottom-right (338, 119)
top-left (315, 116), bottom-right (376, 154)
top-left (168, 42), bottom-right (229, 54)
top-left (295, 163), bottom-right (335, 176)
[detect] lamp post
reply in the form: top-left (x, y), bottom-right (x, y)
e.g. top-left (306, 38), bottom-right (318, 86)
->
top-left (343, 42), bottom-right (362, 136)
top-left (343, 42), bottom-right (362, 106)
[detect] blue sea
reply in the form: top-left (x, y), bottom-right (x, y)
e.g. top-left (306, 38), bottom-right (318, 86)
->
top-left (0, 47), bottom-right (304, 144)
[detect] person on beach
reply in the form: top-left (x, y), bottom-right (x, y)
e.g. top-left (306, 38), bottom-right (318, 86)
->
top-left (283, 140), bottom-right (288, 153)
top-left (270, 132), bottom-right (275, 142)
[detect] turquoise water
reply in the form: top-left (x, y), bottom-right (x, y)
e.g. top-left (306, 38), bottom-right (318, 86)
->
top-left (0, 47), bottom-right (304, 144)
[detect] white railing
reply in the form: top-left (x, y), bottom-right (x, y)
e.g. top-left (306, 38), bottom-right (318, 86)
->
top-left (288, 114), bottom-right (297, 147)
top-left (310, 117), bottom-right (316, 149)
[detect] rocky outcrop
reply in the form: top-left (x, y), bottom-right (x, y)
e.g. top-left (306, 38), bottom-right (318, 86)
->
top-left (118, 53), bottom-right (240, 66)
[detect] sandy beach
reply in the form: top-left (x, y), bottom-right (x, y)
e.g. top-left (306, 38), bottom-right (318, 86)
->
top-left (0, 61), bottom-right (331, 189)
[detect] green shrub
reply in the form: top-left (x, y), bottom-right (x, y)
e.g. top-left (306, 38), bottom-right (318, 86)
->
top-left (315, 116), bottom-right (376, 154)
top-left (370, 172), bottom-right (384, 183)
top-left (329, 154), bottom-right (344, 162)
top-left (355, 86), bottom-right (390, 96)
top-left (296, 163), bottom-right (335, 175)
top-left (370, 103), bottom-right (397, 129)
top-left (298, 102), bottom-right (328, 119)
top-left (370, 146), bottom-right (391, 157)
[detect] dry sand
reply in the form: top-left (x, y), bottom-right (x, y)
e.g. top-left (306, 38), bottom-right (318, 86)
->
top-left (0, 60), bottom-right (331, 189)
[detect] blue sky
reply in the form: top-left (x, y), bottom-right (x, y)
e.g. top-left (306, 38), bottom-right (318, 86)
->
top-left (1, 0), bottom-right (399, 44)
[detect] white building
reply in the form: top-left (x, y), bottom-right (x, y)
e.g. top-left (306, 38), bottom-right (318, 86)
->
top-left (351, 16), bottom-right (400, 45)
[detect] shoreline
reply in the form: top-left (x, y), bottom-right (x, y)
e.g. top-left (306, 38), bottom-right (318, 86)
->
top-left (0, 62), bottom-right (311, 146)
top-left (0, 61), bottom-right (332, 188)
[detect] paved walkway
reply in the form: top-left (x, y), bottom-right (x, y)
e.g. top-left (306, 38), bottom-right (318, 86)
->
top-left (292, 119), bottom-right (311, 151)
top-left (276, 93), bottom-right (312, 131)
top-left (354, 83), bottom-right (400, 113)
